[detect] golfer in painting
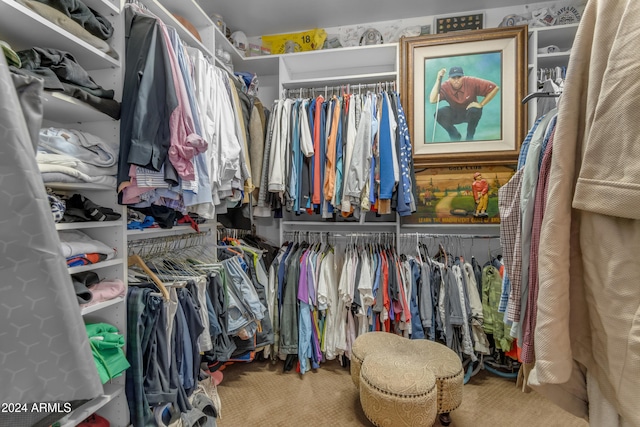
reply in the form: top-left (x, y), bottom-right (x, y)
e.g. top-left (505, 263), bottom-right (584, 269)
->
top-left (472, 171), bottom-right (489, 217)
top-left (429, 66), bottom-right (500, 141)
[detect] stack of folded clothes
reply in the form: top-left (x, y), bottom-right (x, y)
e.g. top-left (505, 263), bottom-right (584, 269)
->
top-left (12, 46), bottom-right (121, 118)
top-left (38, 127), bottom-right (119, 186)
top-left (58, 229), bottom-right (115, 267)
top-left (72, 270), bottom-right (126, 306)
top-left (16, 0), bottom-right (118, 59)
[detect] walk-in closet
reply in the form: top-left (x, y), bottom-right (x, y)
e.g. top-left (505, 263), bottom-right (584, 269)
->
top-left (2, 0), bottom-right (636, 425)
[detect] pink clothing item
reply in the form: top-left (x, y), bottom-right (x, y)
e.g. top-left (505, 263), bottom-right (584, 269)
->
top-left (158, 23), bottom-right (207, 180)
top-left (210, 371), bottom-right (223, 386)
top-left (521, 131), bottom-right (555, 363)
top-left (312, 96), bottom-right (324, 205)
top-left (121, 165), bottom-right (147, 205)
top-left (81, 279), bottom-right (126, 309)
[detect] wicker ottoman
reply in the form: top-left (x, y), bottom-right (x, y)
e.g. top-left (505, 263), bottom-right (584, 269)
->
top-left (359, 353), bottom-right (438, 427)
top-left (351, 333), bottom-right (464, 426)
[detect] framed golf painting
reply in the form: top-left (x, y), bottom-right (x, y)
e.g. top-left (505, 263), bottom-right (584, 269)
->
top-left (400, 26), bottom-right (527, 166)
top-left (402, 164), bottom-right (516, 225)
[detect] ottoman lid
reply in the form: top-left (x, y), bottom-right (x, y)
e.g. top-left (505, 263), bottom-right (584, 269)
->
top-left (410, 340), bottom-right (463, 377)
top-left (352, 332), bottom-right (402, 362)
top-left (361, 353), bottom-right (436, 396)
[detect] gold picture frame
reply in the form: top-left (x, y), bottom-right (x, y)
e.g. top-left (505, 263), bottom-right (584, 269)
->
top-left (400, 26), bottom-right (528, 167)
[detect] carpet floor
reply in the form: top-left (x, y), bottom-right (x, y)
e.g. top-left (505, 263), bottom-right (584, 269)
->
top-left (215, 359), bottom-right (588, 427)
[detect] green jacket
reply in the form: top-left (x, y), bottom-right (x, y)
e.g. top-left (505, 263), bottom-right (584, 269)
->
top-left (85, 322), bottom-right (130, 384)
top-left (481, 266), bottom-right (513, 353)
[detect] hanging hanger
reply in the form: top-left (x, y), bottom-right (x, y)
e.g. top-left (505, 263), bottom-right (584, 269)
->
top-left (128, 254), bottom-right (169, 300)
top-left (521, 91), bottom-right (561, 104)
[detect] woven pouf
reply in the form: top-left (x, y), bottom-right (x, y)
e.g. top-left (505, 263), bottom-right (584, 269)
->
top-left (359, 353), bottom-right (437, 427)
top-left (351, 332), bottom-right (403, 389)
top-left (409, 340), bottom-right (463, 426)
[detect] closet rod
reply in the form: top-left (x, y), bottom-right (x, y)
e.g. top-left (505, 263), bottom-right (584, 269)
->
top-left (283, 230), bottom-right (396, 240)
top-left (400, 233), bottom-right (500, 239)
top-left (128, 230), bottom-right (214, 257)
top-left (218, 227), bottom-right (254, 239)
top-left (283, 81), bottom-right (396, 98)
top-left (283, 231), bottom-right (500, 239)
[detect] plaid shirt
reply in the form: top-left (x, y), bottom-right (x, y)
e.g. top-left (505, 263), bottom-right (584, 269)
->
top-left (517, 112), bottom-right (556, 324)
top-left (498, 169), bottom-right (524, 321)
top-left (522, 130), bottom-right (555, 363)
top-left (518, 116), bottom-right (544, 170)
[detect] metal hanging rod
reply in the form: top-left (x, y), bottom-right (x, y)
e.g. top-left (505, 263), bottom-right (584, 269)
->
top-left (128, 230), bottom-right (214, 257)
top-left (399, 233), bottom-right (500, 239)
top-left (282, 230), bottom-right (396, 245)
top-left (283, 230), bottom-right (395, 237)
top-left (218, 227), bottom-right (254, 240)
top-left (283, 81), bottom-right (397, 98)
top-left (282, 231), bottom-right (500, 240)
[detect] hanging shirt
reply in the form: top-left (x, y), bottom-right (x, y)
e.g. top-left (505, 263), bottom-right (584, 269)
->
top-left (256, 100), bottom-right (278, 214)
top-left (366, 94), bottom-right (379, 211)
top-left (321, 100), bottom-right (332, 217)
top-left (186, 47), bottom-right (216, 218)
top-left (158, 22), bottom-right (207, 181)
top-left (299, 100), bottom-right (314, 212)
top-left (379, 92), bottom-right (395, 200)
top-left (343, 95), bottom-right (373, 211)
top-left (212, 69), bottom-right (243, 202)
top-left (341, 94), bottom-right (357, 213)
top-left (312, 96), bottom-right (324, 205)
top-left (334, 96), bottom-right (348, 208)
top-left (298, 250), bottom-right (313, 374)
top-left (118, 9), bottom-right (177, 189)
top-left (388, 93), bottom-right (399, 187)
top-left (169, 31), bottom-right (212, 210)
top-left (288, 100), bottom-right (301, 212)
top-left (323, 96), bottom-right (341, 202)
top-left (395, 92), bottom-right (415, 215)
top-left (514, 111), bottom-right (557, 330)
top-left (267, 99), bottom-right (288, 196)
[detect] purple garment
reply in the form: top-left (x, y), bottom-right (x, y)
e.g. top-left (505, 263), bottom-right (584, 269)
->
top-left (297, 250), bottom-right (310, 303)
top-left (306, 250), bottom-right (318, 306)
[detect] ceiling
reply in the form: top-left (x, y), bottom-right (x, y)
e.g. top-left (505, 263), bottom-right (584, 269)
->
top-left (198, 0), bottom-right (534, 38)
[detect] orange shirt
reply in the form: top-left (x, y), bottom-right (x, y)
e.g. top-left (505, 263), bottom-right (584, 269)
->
top-left (323, 97), bottom-right (341, 201)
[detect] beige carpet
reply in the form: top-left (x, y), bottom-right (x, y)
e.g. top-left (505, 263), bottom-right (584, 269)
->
top-left (215, 359), bottom-right (588, 427)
